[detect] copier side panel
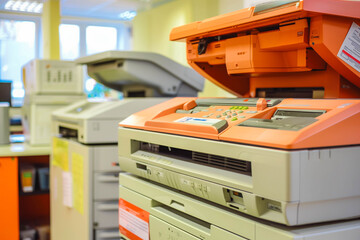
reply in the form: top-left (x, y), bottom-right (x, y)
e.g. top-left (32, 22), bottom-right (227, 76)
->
top-left (297, 146), bottom-right (360, 225)
top-left (51, 137), bottom-right (92, 240)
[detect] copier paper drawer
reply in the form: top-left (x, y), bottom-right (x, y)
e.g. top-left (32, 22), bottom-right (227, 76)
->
top-left (150, 215), bottom-right (202, 240)
top-left (95, 229), bottom-right (120, 240)
top-left (94, 173), bottom-right (119, 200)
top-left (92, 146), bottom-right (120, 172)
top-left (150, 214), bottom-right (247, 240)
top-left (94, 201), bottom-right (119, 229)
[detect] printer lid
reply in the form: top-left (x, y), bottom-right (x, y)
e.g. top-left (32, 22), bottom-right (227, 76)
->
top-left (170, 0), bottom-right (360, 98)
top-left (76, 51), bottom-right (204, 97)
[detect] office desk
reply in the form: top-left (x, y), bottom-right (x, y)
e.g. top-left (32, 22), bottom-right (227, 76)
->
top-left (0, 143), bottom-right (50, 240)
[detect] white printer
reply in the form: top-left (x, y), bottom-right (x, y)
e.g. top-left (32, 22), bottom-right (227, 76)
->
top-left (22, 59), bottom-right (86, 145)
top-left (50, 51), bottom-right (204, 240)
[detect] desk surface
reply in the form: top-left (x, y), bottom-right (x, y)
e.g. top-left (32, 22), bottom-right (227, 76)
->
top-left (0, 143), bottom-right (50, 157)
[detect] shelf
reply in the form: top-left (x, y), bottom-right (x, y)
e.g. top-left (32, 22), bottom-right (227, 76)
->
top-left (19, 190), bottom-right (49, 196)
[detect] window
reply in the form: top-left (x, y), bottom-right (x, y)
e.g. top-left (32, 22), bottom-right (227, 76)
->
top-left (59, 24), bottom-right (80, 60)
top-left (0, 18), bottom-right (39, 106)
top-left (86, 26), bottom-right (117, 55)
top-left (0, 14), bottom-right (132, 104)
top-left (60, 19), bottom-right (132, 98)
top-left (60, 19), bottom-right (131, 60)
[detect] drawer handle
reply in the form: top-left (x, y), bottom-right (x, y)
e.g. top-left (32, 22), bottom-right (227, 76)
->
top-left (97, 231), bottom-right (120, 238)
top-left (97, 203), bottom-right (118, 211)
top-left (98, 175), bottom-right (119, 183)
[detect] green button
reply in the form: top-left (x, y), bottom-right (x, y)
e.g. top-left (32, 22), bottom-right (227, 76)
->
top-left (238, 110), bottom-right (243, 113)
top-left (231, 117), bottom-right (238, 121)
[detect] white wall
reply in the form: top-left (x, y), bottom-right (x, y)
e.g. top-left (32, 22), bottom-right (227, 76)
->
top-left (218, 0), bottom-right (252, 14)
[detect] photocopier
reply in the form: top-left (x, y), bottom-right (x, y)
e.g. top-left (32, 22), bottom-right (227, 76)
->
top-left (49, 51), bottom-right (204, 240)
top-left (118, 0), bottom-right (360, 239)
top-left (22, 59), bottom-right (86, 145)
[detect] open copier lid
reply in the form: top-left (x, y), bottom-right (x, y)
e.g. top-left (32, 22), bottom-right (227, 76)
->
top-left (76, 51), bottom-right (204, 97)
top-left (170, 0), bottom-right (360, 98)
top-left (53, 51), bottom-right (204, 144)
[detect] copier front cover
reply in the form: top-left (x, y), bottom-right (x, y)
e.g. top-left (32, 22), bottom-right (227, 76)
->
top-left (119, 173), bottom-right (360, 240)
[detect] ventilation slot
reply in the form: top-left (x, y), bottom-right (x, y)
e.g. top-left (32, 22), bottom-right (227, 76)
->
top-left (138, 141), bottom-right (251, 176)
top-left (192, 152), bottom-right (251, 174)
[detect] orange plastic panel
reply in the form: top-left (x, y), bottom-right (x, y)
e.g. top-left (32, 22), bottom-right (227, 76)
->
top-left (225, 35), bottom-right (310, 74)
top-left (120, 98), bottom-right (360, 149)
top-left (310, 15), bottom-right (360, 89)
top-left (303, 0), bottom-right (360, 19)
top-left (258, 19), bottom-right (309, 51)
top-left (220, 99), bottom-right (360, 149)
top-left (171, 1), bottom-right (360, 98)
top-left (0, 157), bottom-right (19, 240)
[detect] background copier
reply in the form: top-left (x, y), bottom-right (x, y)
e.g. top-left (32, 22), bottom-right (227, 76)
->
top-left (50, 51), bottom-right (204, 240)
top-left (22, 59), bottom-right (86, 145)
top-left (118, 0), bottom-right (360, 239)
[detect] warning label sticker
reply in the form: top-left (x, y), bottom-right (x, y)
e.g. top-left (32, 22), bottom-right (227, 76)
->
top-left (119, 198), bottom-right (150, 240)
top-left (338, 22), bottom-right (360, 72)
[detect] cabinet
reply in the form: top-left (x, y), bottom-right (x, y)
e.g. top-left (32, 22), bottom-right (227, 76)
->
top-left (51, 137), bottom-right (120, 240)
top-left (0, 144), bottom-right (50, 239)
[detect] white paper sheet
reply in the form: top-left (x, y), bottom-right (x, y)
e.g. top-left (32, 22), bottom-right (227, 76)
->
top-left (62, 171), bottom-right (73, 208)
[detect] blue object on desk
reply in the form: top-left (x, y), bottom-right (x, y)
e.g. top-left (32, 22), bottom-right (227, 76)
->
top-left (10, 134), bottom-right (25, 143)
top-left (38, 167), bottom-right (50, 190)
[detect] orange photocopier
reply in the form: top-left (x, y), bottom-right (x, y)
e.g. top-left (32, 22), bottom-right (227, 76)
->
top-left (118, 1), bottom-right (360, 239)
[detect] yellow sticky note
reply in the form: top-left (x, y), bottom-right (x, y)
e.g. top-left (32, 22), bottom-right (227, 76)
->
top-left (52, 137), bottom-right (69, 171)
top-left (72, 152), bottom-right (84, 215)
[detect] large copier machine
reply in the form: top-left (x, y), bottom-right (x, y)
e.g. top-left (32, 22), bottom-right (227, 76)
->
top-left (118, 1), bottom-right (360, 239)
top-left (49, 51), bottom-right (204, 240)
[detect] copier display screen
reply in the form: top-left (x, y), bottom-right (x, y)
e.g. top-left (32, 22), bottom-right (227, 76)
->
top-left (273, 109), bottom-right (325, 118)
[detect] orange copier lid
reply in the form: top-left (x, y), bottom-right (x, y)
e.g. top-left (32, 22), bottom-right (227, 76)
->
top-left (170, 0), bottom-right (360, 98)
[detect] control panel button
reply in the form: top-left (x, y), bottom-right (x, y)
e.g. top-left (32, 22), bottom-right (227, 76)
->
top-left (246, 111), bottom-right (258, 114)
top-left (232, 113), bottom-right (237, 116)
top-left (216, 115), bottom-right (221, 118)
top-left (231, 117), bottom-right (238, 121)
